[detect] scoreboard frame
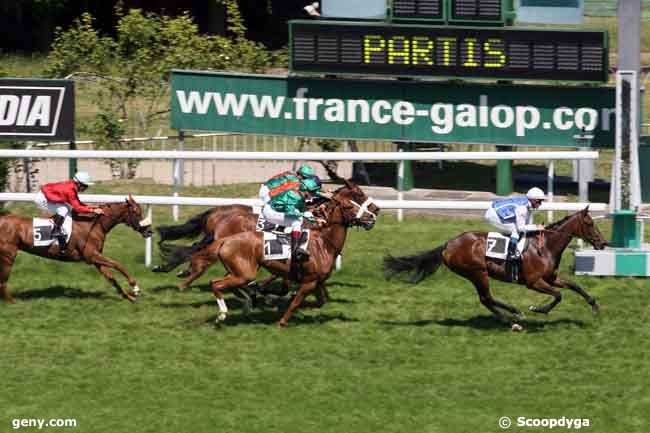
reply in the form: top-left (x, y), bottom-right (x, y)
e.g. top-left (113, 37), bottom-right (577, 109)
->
top-left (289, 20), bottom-right (609, 82)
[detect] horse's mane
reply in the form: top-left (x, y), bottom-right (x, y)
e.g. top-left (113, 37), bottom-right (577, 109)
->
top-left (546, 212), bottom-right (578, 230)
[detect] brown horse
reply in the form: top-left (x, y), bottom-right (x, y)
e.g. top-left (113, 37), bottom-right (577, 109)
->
top-left (384, 207), bottom-right (607, 323)
top-left (174, 181), bottom-right (379, 326)
top-left (0, 195), bottom-right (153, 303)
top-left (154, 196), bottom-right (330, 302)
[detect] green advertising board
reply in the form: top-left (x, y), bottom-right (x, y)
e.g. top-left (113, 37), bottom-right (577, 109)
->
top-left (171, 69), bottom-right (615, 147)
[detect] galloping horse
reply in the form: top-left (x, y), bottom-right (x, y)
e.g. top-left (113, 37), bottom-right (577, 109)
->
top-left (154, 192), bottom-right (328, 301)
top-left (0, 195), bottom-right (153, 303)
top-left (169, 181), bottom-right (379, 326)
top-left (384, 207), bottom-right (607, 323)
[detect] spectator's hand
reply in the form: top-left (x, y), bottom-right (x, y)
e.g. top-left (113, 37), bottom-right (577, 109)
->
top-left (93, 208), bottom-right (105, 215)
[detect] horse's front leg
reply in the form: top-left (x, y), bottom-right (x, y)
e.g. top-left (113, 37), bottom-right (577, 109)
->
top-left (95, 264), bottom-right (137, 302)
top-left (527, 278), bottom-right (562, 314)
top-left (552, 276), bottom-right (599, 313)
top-left (89, 253), bottom-right (140, 299)
top-left (278, 279), bottom-right (318, 327)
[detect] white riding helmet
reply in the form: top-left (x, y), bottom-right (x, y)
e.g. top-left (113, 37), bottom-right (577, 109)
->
top-left (73, 171), bottom-right (94, 186)
top-left (526, 187), bottom-right (546, 201)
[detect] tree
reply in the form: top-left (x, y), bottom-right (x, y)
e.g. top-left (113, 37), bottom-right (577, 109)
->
top-left (44, 5), bottom-right (272, 178)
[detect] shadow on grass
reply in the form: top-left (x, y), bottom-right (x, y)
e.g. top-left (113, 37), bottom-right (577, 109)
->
top-left (378, 314), bottom-right (587, 332)
top-left (199, 311), bottom-right (358, 327)
top-left (14, 285), bottom-right (110, 300)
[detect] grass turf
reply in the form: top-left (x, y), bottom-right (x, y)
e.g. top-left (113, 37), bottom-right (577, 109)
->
top-left (0, 183), bottom-right (648, 433)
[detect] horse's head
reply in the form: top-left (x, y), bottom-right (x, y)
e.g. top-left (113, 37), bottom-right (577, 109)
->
top-left (120, 195), bottom-right (153, 238)
top-left (327, 179), bottom-right (380, 230)
top-left (574, 206), bottom-right (607, 250)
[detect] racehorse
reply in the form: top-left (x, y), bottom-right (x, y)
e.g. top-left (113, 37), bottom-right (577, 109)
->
top-left (384, 207), bottom-right (607, 323)
top-left (0, 195), bottom-right (153, 303)
top-left (154, 195), bottom-right (330, 303)
top-left (166, 180), bottom-right (379, 327)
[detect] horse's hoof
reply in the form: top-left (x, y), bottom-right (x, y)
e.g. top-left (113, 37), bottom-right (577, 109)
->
top-left (529, 305), bottom-right (546, 314)
top-left (133, 286), bottom-right (141, 296)
top-left (592, 303), bottom-right (600, 314)
top-left (176, 270), bottom-right (190, 278)
top-left (513, 312), bottom-right (526, 321)
top-left (151, 265), bottom-right (165, 273)
top-left (216, 313), bottom-right (227, 323)
top-left (511, 323), bottom-right (524, 332)
top-left (278, 320), bottom-right (288, 328)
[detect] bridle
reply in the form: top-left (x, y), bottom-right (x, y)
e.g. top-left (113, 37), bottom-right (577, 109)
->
top-left (349, 197), bottom-right (377, 220)
top-left (322, 193), bottom-right (376, 228)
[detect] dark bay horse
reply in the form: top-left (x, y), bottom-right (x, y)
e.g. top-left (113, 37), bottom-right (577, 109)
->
top-left (0, 196), bottom-right (153, 303)
top-left (384, 207), bottom-right (607, 323)
top-left (173, 181), bottom-right (379, 327)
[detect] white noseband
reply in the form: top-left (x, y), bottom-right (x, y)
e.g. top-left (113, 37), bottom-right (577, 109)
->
top-left (350, 197), bottom-right (377, 220)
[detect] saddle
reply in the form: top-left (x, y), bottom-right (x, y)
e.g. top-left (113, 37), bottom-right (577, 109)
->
top-left (32, 216), bottom-right (73, 247)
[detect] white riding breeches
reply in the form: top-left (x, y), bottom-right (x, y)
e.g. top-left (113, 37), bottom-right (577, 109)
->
top-left (261, 205), bottom-right (302, 232)
top-left (35, 191), bottom-right (70, 218)
top-left (258, 184), bottom-right (270, 205)
top-left (484, 207), bottom-right (519, 239)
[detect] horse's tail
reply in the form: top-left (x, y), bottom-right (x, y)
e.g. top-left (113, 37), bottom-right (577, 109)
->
top-left (383, 243), bottom-right (447, 283)
top-left (156, 209), bottom-right (212, 242)
top-left (153, 233), bottom-right (215, 273)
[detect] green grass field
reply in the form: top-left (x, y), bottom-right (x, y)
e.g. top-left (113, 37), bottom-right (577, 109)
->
top-left (1, 183), bottom-right (648, 433)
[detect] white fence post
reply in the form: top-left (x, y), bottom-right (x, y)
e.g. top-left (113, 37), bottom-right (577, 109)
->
top-left (547, 161), bottom-right (554, 223)
top-left (145, 205), bottom-right (153, 267)
top-left (397, 149), bottom-right (404, 223)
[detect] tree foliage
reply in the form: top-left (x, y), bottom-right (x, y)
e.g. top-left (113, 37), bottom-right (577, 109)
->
top-left (43, 6), bottom-right (272, 177)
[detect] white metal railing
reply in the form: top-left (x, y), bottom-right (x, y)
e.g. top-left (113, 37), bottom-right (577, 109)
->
top-left (0, 149), bottom-right (600, 161)
top-left (0, 192), bottom-right (608, 268)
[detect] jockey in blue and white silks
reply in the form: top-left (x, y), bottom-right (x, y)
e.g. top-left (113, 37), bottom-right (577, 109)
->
top-left (484, 187), bottom-right (546, 260)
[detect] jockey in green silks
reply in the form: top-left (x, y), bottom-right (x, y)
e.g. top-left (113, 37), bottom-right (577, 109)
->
top-left (258, 165), bottom-right (326, 280)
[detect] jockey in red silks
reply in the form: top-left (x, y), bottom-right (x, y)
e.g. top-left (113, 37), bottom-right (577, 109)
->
top-left (34, 171), bottom-right (105, 254)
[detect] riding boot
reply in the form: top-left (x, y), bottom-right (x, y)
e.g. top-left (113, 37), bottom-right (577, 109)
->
top-left (289, 231), bottom-right (302, 282)
top-left (51, 214), bottom-right (67, 256)
top-left (296, 231), bottom-right (309, 260)
top-left (508, 238), bottom-right (520, 282)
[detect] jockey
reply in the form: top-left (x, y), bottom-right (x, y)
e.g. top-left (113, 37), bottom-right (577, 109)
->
top-left (258, 165), bottom-right (317, 205)
top-left (260, 169), bottom-right (324, 281)
top-left (34, 171), bottom-right (105, 254)
top-left (484, 187), bottom-right (546, 262)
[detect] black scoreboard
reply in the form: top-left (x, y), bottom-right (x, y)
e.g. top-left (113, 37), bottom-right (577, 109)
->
top-left (392, 0), bottom-right (505, 24)
top-left (290, 21), bottom-right (608, 82)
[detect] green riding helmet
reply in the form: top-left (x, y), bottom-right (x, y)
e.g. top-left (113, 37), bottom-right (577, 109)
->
top-left (297, 165), bottom-right (316, 178)
top-left (300, 177), bottom-right (321, 194)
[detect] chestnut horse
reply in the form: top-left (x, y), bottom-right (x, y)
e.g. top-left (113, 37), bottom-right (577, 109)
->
top-left (175, 181), bottom-right (379, 327)
top-left (0, 196), bottom-right (153, 303)
top-left (154, 194), bottom-right (329, 302)
top-left (384, 207), bottom-right (607, 323)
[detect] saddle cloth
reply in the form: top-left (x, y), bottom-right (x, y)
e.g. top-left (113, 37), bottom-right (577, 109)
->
top-left (257, 213), bottom-right (310, 260)
top-left (32, 216), bottom-right (73, 247)
top-left (262, 231), bottom-right (311, 261)
top-left (485, 232), bottom-right (527, 260)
